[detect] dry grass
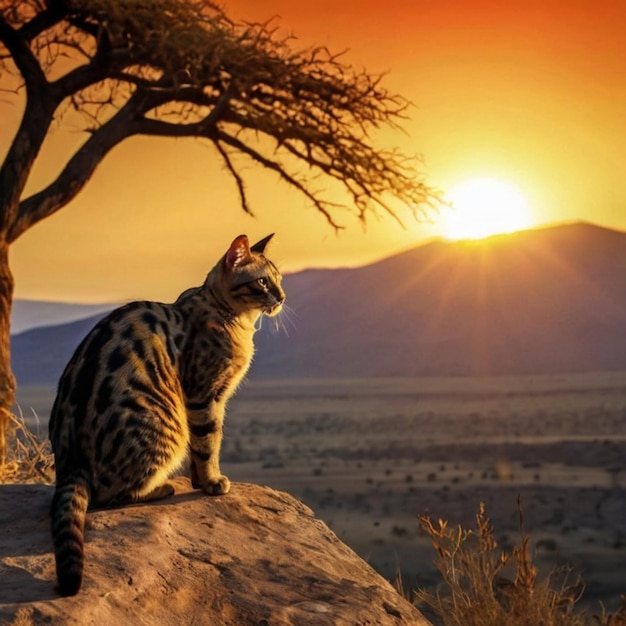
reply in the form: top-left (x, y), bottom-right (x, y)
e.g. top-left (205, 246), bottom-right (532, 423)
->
top-left (408, 497), bottom-right (626, 626)
top-left (0, 411), bottom-right (54, 485)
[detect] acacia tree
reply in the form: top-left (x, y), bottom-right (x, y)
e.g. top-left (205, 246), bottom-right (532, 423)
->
top-left (0, 0), bottom-right (439, 462)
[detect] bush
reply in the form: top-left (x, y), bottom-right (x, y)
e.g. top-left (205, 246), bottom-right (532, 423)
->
top-left (0, 412), bottom-right (53, 485)
top-left (408, 497), bottom-right (626, 626)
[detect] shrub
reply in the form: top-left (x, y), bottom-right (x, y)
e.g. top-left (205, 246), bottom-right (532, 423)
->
top-left (409, 497), bottom-right (617, 626)
top-left (0, 412), bottom-right (53, 485)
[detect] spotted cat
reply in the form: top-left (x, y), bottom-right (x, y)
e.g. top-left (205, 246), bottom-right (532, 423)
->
top-left (49, 234), bottom-right (284, 596)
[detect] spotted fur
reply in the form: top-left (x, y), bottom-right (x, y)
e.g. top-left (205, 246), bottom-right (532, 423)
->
top-left (49, 234), bottom-right (284, 596)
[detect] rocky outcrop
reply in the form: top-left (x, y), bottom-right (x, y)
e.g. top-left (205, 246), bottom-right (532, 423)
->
top-left (0, 478), bottom-right (430, 625)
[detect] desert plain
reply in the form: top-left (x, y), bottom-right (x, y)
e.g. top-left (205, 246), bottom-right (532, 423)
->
top-left (15, 371), bottom-right (626, 613)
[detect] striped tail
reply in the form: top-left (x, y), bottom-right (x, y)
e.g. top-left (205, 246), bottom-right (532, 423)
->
top-left (50, 478), bottom-right (90, 596)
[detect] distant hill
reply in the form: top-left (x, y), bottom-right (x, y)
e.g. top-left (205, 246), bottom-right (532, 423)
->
top-left (11, 300), bottom-right (116, 335)
top-left (11, 222), bottom-right (626, 385)
top-left (12, 313), bottom-right (111, 385)
top-left (253, 221), bottom-right (626, 377)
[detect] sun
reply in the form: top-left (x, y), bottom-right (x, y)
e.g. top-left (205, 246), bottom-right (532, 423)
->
top-left (442, 177), bottom-right (532, 240)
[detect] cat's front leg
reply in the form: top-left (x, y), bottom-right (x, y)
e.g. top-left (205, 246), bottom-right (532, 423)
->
top-left (187, 404), bottom-right (230, 495)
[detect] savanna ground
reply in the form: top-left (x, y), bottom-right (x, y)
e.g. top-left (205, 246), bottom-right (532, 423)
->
top-left (13, 372), bottom-right (626, 616)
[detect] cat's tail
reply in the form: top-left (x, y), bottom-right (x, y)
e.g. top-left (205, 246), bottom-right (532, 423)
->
top-left (50, 476), bottom-right (90, 596)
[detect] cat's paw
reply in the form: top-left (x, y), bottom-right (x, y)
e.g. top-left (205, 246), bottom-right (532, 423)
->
top-left (134, 482), bottom-right (175, 503)
top-left (153, 482), bottom-right (176, 500)
top-left (201, 475), bottom-right (231, 496)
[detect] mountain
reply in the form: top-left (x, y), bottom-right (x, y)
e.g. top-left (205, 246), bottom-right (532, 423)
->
top-left (252, 221), bottom-right (626, 377)
top-left (12, 313), bottom-right (111, 385)
top-left (11, 222), bottom-right (626, 385)
top-left (11, 300), bottom-right (116, 335)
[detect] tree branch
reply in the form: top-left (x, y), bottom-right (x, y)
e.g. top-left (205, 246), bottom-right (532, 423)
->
top-left (7, 92), bottom-right (146, 242)
top-left (0, 14), bottom-right (47, 88)
top-left (16, 4), bottom-right (66, 42)
top-left (213, 140), bottom-right (253, 216)
top-left (215, 129), bottom-right (344, 229)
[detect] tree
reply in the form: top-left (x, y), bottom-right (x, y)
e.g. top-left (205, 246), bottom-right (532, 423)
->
top-left (0, 0), bottom-right (440, 463)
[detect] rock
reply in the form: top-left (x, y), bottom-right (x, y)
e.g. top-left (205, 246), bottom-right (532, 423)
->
top-left (0, 478), bottom-right (430, 625)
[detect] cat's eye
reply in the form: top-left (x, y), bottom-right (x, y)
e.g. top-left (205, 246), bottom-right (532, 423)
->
top-left (257, 277), bottom-right (269, 289)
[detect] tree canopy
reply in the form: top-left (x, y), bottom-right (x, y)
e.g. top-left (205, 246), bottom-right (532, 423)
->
top-left (0, 0), bottom-right (440, 241)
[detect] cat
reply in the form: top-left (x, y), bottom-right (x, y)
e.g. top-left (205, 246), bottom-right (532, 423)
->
top-left (48, 233), bottom-right (284, 596)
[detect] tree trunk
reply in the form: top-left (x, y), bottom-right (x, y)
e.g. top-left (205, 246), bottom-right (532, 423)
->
top-left (0, 240), bottom-right (16, 465)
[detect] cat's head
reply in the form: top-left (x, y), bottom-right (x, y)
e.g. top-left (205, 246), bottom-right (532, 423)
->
top-left (215, 234), bottom-right (285, 318)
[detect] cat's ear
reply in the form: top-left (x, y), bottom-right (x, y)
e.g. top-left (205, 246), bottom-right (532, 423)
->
top-left (250, 233), bottom-right (274, 254)
top-left (225, 235), bottom-right (252, 271)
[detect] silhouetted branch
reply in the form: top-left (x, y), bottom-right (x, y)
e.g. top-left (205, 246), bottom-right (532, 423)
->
top-left (213, 141), bottom-right (252, 216)
top-left (8, 91), bottom-right (144, 241)
top-left (215, 129), bottom-right (344, 229)
top-left (0, 13), bottom-right (46, 87)
top-left (1, 0), bottom-right (441, 237)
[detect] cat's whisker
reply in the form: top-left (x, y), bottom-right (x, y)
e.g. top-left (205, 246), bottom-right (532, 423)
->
top-left (273, 303), bottom-right (297, 337)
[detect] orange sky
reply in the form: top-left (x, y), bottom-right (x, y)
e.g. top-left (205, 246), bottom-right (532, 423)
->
top-left (5, 0), bottom-right (626, 302)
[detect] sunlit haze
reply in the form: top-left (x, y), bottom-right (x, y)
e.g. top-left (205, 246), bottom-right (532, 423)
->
top-left (443, 178), bottom-right (533, 240)
top-left (3, 0), bottom-right (625, 302)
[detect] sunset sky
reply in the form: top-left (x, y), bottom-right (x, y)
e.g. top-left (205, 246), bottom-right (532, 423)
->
top-left (4, 0), bottom-right (626, 303)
